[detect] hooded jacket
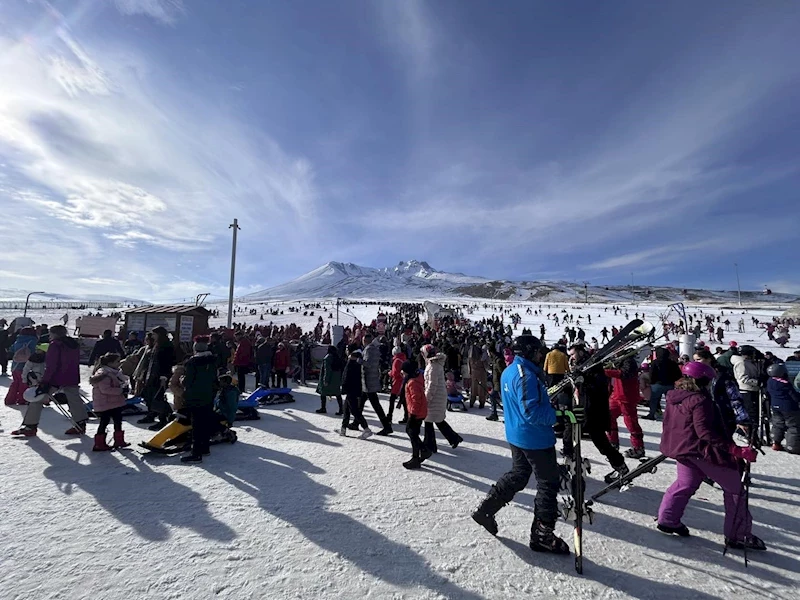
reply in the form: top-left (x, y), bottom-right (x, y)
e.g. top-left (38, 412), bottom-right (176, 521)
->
top-left (767, 377), bottom-right (800, 413)
top-left (10, 333), bottom-right (38, 372)
top-left (233, 337), bottom-right (253, 367)
top-left (390, 352), bottom-right (407, 396)
top-left (731, 355), bottom-right (759, 392)
top-left (660, 388), bottom-right (736, 468)
top-left (404, 372), bottom-right (428, 419)
top-left (89, 365), bottom-right (128, 413)
top-left (182, 351), bottom-right (218, 407)
top-left (41, 337), bottom-right (81, 388)
top-left (362, 340), bottom-right (383, 393)
top-left (423, 353), bottom-right (448, 423)
top-left (501, 355), bottom-right (556, 450)
top-left (341, 356), bottom-right (363, 397)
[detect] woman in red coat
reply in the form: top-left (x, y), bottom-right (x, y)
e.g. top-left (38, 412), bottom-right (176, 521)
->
top-left (233, 333), bottom-right (253, 394)
top-left (390, 347), bottom-right (407, 424)
top-left (402, 361), bottom-right (430, 470)
top-left (605, 356), bottom-right (645, 458)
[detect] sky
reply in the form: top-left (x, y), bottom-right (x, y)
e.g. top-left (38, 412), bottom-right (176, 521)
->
top-left (1, 0), bottom-right (799, 302)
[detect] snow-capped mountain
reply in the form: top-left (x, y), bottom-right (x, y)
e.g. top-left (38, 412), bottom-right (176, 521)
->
top-left (243, 261), bottom-right (799, 305)
top-left (0, 288), bottom-right (149, 305)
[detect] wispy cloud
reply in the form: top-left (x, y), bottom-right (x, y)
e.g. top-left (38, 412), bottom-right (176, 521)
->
top-left (0, 5), bottom-right (319, 297)
top-left (112, 0), bottom-right (185, 25)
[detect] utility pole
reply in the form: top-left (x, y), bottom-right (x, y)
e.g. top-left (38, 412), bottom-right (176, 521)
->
top-left (227, 219), bottom-right (240, 329)
top-left (24, 291), bottom-right (46, 318)
top-left (582, 282), bottom-right (589, 305)
top-left (336, 297), bottom-right (340, 325)
top-left (734, 263), bottom-right (742, 307)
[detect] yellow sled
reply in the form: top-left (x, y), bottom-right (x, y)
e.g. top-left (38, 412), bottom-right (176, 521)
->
top-left (139, 417), bottom-right (192, 454)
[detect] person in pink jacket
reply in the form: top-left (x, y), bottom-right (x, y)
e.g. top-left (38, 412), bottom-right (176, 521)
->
top-left (89, 353), bottom-right (131, 451)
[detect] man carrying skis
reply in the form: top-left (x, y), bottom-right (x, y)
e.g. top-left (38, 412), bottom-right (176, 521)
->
top-left (472, 335), bottom-right (569, 555)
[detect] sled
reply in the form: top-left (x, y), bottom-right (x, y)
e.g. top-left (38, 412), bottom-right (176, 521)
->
top-left (235, 394), bottom-right (261, 421)
top-left (247, 387), bottom-right (295, 406)
top-left (85, 396), bottom-right (146, 417)
top-left (139, 413), bottom-right (238, 454)
top-left (446, 394), bottom-right (468, 412)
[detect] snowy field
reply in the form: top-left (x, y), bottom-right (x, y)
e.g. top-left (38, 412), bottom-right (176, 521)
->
top-left (1, 298), bottom-right (798, 600)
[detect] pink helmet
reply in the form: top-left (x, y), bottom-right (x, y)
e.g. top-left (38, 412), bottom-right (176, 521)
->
top-left (681, 361), bottom-right (716, 381)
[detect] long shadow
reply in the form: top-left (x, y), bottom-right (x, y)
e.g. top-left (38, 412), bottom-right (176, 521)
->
top-left (498, 536), bottom-right (725, 600)
top-left (204, 440), bottom-right (486, 600)
top-left (259, 408), bottom-right (343, 448)
top-left (589, 481), bottom-right (800, 550)
top-left (28, 439), bottom-right (236, 543)
top-left (585, 506), bottom-right (798, 588)
top-left (754, 473), bottom-right (800, 489)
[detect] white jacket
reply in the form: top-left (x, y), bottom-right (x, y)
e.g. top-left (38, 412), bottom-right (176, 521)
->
top-left (424, 354), bottom-right (448, 423)
top-left (731, 355), bottom-right (759, 392)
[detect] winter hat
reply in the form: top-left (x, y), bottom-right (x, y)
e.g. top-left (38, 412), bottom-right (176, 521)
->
top-left (729, 341), bottom-right (738, 348)
top-left (194, 335), bottom-right (210, 353)
top-left (401, 360), bottom-right (418, 377)
top-left (421, 344), bottom-right (435, 358)
top-left (392, 346), bottom-right (403, 356)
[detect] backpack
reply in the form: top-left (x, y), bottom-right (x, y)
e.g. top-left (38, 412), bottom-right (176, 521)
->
top-left (13, 344), bottom-right (31, 364)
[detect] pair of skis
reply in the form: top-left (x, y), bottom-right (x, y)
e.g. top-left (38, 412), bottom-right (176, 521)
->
top-left (555, 318), bottom-right (653, 574)
top-left (587, 454), bottom-right (667, 503)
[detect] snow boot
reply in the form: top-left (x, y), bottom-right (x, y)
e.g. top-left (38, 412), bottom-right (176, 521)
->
top-left (657, 523), bottom-right (691, 537)
top-left (180, 454), bottom-right (203, 464)
top-left (11, 425), bottom-right (37, 437)
top-left (486, 413), bottom-right (499, 421)
top-left (315, 407), bottom-right (327, 414)
top-left (771, 443), bottom-right (783, 452)
top-left (471, 488), bottom-right (505, 536)
top-left (450, 435), bottom-right (463, 449)
top-left (335, 427), bottom-right (347, 437)
top-left (603, 462), bottom-right (630, 484)
top-left (376, 426), bottom-right (393, 436)
top-left (93, 434), bottom-right (113, 452)
top-left (529, 519), bottom-right (570, 555)
top-left (65, 420), bottom-right (87, 435)
top-left (624, 447), bottom-right (645, 459)
top-left (359, 428), bottom-right (373, 440)
top-left (403, 458), bottom-right (422, 470)
top-left (725, 535), bottom-right (767, 551)
top-left (137, 413), bottom-right (156, 424)
top-left (113, 430), bottom-right (131, 449)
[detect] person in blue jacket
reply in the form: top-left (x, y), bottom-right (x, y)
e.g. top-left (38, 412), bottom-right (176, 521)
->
top-left (767, 363), bottom-right (799, 454)
top-left (472, 335), bottom-right (569, 555)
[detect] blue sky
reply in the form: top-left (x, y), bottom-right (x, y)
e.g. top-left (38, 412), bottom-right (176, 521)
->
top-left (1, 0), bottom-right (798, 301)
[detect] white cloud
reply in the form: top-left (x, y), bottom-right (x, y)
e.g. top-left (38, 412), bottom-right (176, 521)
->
top-left (112, 0), bottom-right (185, 25)
top-left (0, 17), bottom-right (319, 298)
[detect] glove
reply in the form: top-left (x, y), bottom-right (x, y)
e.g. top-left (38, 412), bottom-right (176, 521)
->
top-left (35, 384), bottom-right (51, 397)
top-left (570, 405), bottom-right (586, 425)
top-left (731, 445), bottom-right (757, 463)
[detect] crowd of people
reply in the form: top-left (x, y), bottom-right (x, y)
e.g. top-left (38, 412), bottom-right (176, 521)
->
top-left (1, 301), bottom-right (799, 556)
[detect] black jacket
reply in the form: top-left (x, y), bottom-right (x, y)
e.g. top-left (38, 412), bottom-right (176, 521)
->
top-left (90, 337), bottom-right (124, 365)
top-left (256, 341), bottom-right (275, 365)
top-left (342, 359), bottom-right (363, 396)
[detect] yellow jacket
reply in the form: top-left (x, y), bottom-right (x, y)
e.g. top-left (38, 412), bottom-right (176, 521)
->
top-left (544, 349), bottom-right (568, 375)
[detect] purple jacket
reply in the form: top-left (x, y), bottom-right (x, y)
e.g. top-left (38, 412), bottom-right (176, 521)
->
top-left (660, 388), bottom-right (736, 468)
top-left (41, 337), bottom-right (82, 388)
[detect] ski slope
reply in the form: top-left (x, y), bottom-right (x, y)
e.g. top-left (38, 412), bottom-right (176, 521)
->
top-left (0, 297), bottom-right (798, 599)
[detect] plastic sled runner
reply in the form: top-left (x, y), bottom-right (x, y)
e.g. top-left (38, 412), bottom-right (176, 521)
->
top-left (247, 387), bottom-right (295, 406)
top-left (139, 413), bottom-right (238, 454)
top-left (236, 394), bottom-right (261, 420)
top-left (86, 396), bottom-right (146, 417)
top-left (447, 394), bottom-right (468, 412)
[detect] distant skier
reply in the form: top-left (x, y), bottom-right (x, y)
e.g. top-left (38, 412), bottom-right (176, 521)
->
top-left (600, 327), bottom-right (610, 344)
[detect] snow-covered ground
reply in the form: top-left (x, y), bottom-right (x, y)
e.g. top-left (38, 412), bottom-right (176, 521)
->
top-left (1, 298), bottom-right (798, 600)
